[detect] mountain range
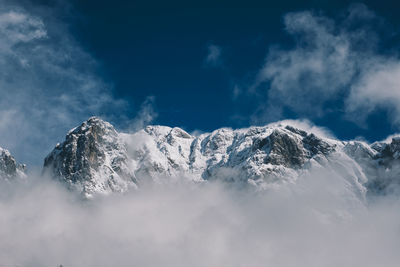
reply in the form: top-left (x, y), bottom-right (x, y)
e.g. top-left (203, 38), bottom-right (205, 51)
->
top-left (2, 117), bottom-right (400, 199)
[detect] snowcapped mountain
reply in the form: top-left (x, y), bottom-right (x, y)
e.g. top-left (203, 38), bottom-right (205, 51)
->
top-left (0, 147), bottom-right (25, 181)
top-left (42, 117), bottom-right (400, 199)
top-left (43, 117), bottom-right (137, 197)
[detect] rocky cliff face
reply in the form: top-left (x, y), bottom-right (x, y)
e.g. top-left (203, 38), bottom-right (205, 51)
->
top-left (44, 117), bottom-right (137, 198)
top-left (364, 137), bottom-right (400, 195)
top-left (43, 117), bottom-right (400, 199)
top-left (0, 147), bottom-right (25, 181)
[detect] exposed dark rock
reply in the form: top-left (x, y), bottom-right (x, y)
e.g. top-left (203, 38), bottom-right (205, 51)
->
top-left (44, 117), bottom-right (137, 197)
top-left (266, 130), bottom-right (306, 167)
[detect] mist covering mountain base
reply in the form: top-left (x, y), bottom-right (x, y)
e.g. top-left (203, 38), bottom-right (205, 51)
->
top-left (2, 117), bottom-right (400, 266)
top-left (1, 170), bottom-right (400, 267)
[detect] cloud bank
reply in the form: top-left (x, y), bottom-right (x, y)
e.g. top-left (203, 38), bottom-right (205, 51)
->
top-left (1, 169), bottom-right (400, 267)
top-left (251, 4), bottom-right (400, 128)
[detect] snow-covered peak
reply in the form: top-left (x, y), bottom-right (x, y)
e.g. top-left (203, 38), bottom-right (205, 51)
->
top-left (67, 116), bottom-right (116, 136)
top-left (44, 117), bottom-right (137, 198)
top-left (0, 147), bottom-right (26, 181)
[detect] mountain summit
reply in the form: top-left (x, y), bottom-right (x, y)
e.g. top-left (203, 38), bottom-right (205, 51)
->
top-left (0, 147), bottom-right (25, 181)
top-left (43, 117), bottom-right (137, 197)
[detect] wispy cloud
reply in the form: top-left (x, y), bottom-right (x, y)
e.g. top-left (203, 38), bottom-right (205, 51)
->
top-left (250, 4), bottom-right (400, 128)
top-left (0, 1), bottom-right (128, 166)
top-left (127, 95), bottom-right (158, 132)
top-left (0, 10), bottom-right (46, 52)
top-left (205, 43), bottom-right (222, 66)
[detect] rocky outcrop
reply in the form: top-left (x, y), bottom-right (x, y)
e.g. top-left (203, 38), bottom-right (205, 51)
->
top-left (365, 137), bottom-right (400, 195)
top-left (0, 147), bottom-right (25, 181)
top-left (43, 117), bottom-right (137, 198)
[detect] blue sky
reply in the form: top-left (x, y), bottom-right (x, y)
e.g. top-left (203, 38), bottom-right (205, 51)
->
top-left (1, 0), bottom-right (400, 165)
top-left (67, 0), bottom-right (400, 140)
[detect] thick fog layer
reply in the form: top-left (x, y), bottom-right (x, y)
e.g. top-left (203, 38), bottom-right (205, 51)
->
top-left (1, 169), bottom-right (400, 267)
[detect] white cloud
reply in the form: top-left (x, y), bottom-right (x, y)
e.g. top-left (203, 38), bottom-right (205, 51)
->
top-left (205, 43), bottom-right (222, 66)
top-left (0, 10), bottom-right (46, 52)
top-left (127, 95), bottom-right (158, 132)
top-left (232, 84), bottom-right (241, 100)
top-left (2, 169), bottom-right (400, 266)
top-left (0, 1), bottom-right (128, 166)
top-left (347, 61), bottom-right (400, 124)
top-left (251, 4), bottom-right (400, 128)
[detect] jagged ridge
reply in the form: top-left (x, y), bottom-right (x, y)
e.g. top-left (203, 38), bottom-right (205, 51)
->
top-left (42, 117), bottom-right (400, 198)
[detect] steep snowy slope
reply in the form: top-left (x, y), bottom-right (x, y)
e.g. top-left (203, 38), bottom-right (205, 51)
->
top-left (43, 117), bottom-right (397, 199)
top-left (0, 147), bottom-right (25, 181)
